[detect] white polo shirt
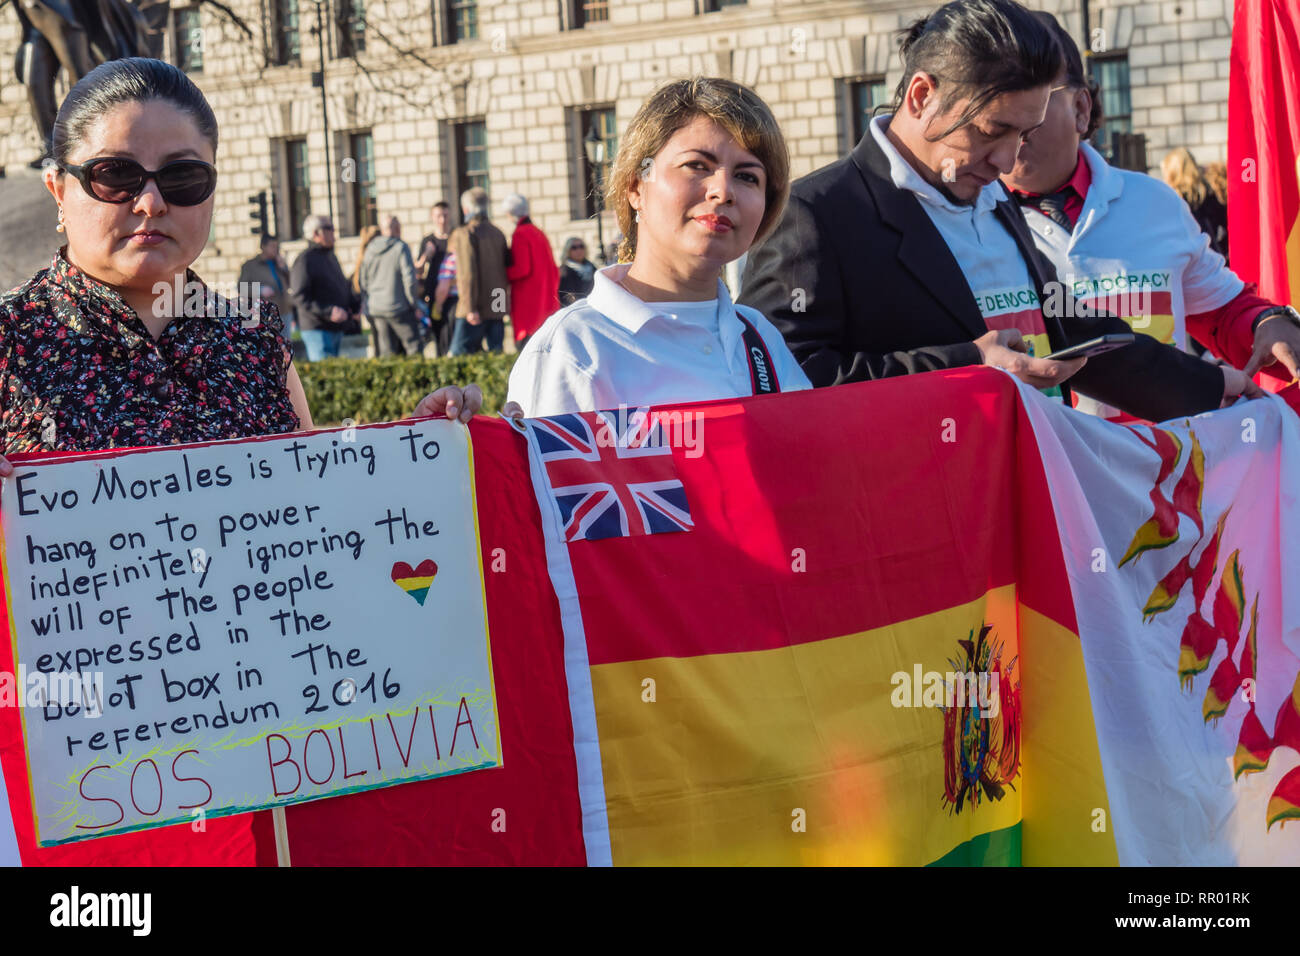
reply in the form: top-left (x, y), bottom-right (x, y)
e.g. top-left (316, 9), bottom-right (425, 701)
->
top-left (507, 262), bottom-right (811, 417)
top-left (1019, 142), bottom-right (1242, 417)
top-left (871, 115), bottom-right (1063, 398)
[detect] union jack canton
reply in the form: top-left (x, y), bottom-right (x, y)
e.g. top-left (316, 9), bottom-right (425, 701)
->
top-left (524, 408), bottom-right (694, 543)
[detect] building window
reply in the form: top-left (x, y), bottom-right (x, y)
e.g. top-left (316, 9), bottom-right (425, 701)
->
top-left (847, 76), bottom-right (888, 146)
top-left (173, 7), bottom-right (204, 72)
top-left (336, 0), bottom-right (365, 56)
top-left (285, 138), bottom-right (311, 239)
top-left (1091, 53), bottom-right (1132, 164)
top-left (447, 0), bottom-right (477, 42)
top-left (571, 0), bottom-right (609, 28)
top-left (575, 107), bottom-right (617, 220)
top-left (347, 131), bottom-right (377, 234)
top-left (702, 0), bottom-right (746, 10)
top-left (453, 120), bottom-right (489, 198)
top-left (270, 0), bottom-right (301, 66)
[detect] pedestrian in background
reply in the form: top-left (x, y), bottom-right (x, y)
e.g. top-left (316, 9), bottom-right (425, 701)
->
top-left (1203, 160), bottom-right (1231, 265)
top-left (1162, 147), bottom-right (1229, 262)
top-left (446, 186), bottom-right (510, 355)
top-left (290, 213), bottom-right (359, 360)
top-left (502, 192), bottom-right (560, 350)
top-left (558, 236), bottom-right (596, 306)
top-left (360, 215), bottom-right (424, 356)
top-left (350, 224), bottom-right (381, 353)
top-left (416, 200), bottom-right (455, 355)
top-left (238, 233), bottom-right (293, 336)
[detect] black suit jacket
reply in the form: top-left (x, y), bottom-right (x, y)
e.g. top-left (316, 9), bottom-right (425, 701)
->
top-left (739, 124), bottom-right (1224, 422)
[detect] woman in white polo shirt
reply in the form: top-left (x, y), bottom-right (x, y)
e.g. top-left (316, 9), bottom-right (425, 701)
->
top-left (507, 77), bottom-right (811, 417)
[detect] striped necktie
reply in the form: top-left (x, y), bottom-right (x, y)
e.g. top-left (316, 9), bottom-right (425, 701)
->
top-left (1017, 187), bottom-right (1074, 232)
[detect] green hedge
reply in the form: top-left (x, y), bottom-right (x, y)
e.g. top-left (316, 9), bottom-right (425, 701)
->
top-left (297, 353), bottom-right (519, 425)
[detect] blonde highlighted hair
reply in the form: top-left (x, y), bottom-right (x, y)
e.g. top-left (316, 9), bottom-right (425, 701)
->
top-left (1161, 147), bottom-right (1209, 208)
top-left (351, 224), bottom-right (382, 294)
top-left (1202, 161), bottom-right (1228, 206)
top-left (604, 77), bottom-right (791, 263)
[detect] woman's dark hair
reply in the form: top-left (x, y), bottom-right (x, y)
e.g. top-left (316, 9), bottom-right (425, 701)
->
top-left (893, 0), bottom-right (1063, 140)
top-left (51, 57), bottom-right (218, 166)
top-left (1034, 11), bottom-right (1105, 140)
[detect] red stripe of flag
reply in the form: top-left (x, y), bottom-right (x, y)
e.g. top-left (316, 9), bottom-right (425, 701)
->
top-left (1077, 291), bottom-right (1174, 317)
top-left (568, 368), bottom-right (1077, 667)
top-left (983, 307), bottom-right (1048, 335)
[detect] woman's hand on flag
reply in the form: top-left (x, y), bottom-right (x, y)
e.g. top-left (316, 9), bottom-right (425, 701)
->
top-left (412, 384), bottom-right (485, 423)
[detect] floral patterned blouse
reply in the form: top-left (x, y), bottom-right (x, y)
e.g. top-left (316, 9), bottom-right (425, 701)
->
top-left (1, 249), bottom-right (299, 455)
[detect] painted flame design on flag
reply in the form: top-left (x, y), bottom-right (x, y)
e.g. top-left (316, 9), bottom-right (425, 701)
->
top-left (1123, 431), bottom-right (1300, 831)
top-left (1143, 510), bottom-right (1229, 622)
top-left (1172, 431), bottom-right (1206, 536)
top-left (1263, 675), bottom-right (1300, 830)
top-left (1119, 427), bottom-right (1188, 566)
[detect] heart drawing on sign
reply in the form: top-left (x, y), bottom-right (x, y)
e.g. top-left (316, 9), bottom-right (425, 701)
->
top-left (391, 559), bottom-right (439, 606)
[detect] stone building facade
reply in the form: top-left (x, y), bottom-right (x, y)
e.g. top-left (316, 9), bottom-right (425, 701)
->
top-left (0, 0), bottom-right (1238, 289)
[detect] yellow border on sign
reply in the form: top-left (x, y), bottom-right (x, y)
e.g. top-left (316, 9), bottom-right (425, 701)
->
top-left (463, 421), bottom-right (504, 773)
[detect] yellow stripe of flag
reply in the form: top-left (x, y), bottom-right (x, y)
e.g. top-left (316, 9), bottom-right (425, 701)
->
top-left (588, 585), bottom-right (1116, 865)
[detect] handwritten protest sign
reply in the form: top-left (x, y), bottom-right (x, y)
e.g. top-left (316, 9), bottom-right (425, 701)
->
top-left (0, 420), bottom-right (500, 847)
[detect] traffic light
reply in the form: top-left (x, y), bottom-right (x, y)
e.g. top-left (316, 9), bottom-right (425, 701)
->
top-left (248, 191), bottom-right (268, 236)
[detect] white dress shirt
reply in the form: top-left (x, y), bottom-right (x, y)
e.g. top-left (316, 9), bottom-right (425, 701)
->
top-left (1019, 142), bottom-right (1243, 418)
top-left (507, 262), bottom-right (812, 417)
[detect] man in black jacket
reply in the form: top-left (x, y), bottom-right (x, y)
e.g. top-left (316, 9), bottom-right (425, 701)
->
top-left (290, 214), bottom-right (359, 361)
top-left (740, 0), bottom-right (1257, 422)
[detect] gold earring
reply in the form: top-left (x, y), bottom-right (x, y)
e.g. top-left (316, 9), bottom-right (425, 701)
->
top-left (55, 207), bottom-right (65, 233)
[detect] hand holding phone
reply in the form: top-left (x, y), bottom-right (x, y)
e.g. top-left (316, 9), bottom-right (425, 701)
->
top-left (974, 327), bottom-right (1087, 390)
top-left (1043, 333), bottom-right (1136, 362)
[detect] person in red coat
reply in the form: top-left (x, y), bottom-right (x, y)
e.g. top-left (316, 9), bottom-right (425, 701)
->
top-left (503, 193), bottom-right (560, 348)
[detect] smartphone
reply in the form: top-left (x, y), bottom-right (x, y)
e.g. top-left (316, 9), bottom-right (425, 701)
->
top-left (1043, 333), bottom-right (1136, 362)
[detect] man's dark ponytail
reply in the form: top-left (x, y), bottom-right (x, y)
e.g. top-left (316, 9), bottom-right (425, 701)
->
top-left (899, 15), bottom-right (930, 58)
top-left (892, 0), bottom-right (1062, 140)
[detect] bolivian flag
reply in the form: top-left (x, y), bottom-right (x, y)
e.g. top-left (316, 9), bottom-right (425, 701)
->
top-left (520, 370), bottom-right (1117, 865)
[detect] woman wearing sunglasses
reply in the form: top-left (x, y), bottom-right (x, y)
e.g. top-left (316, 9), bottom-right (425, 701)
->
top-left (0, 57), bottom-right (483, 867)
top-left (0, 57), bottom-right (480, 482)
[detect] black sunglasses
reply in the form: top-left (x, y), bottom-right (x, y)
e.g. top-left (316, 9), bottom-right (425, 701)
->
top-left (59, 157), bottom-right (218, 206)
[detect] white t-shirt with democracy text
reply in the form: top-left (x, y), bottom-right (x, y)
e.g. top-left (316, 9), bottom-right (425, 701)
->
top-left (1019, 142), bottom-right (1242, 418)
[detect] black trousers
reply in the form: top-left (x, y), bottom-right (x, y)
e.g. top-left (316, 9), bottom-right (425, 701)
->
top-left (371, 311), bottom-right (424, 357)
top-left (423, 297), bottom-right (456, 357)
